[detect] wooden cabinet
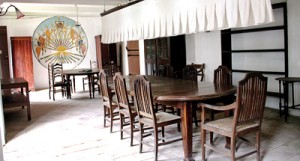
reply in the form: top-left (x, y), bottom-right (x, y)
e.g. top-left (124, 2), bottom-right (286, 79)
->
top-left (144, 38), bottom-right (170, 75)
top-left (95, 35), bottom-right (118, 69)
top-left (144, 35), bottom-right (186, 76)
top-left (11, 37), bottom-right (35, 91)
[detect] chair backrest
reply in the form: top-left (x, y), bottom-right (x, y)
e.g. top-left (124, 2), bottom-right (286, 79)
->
top-left (157, 64), bottom-right (173, 77)
top-left (103, 61), bottom-right (120, 77)
top-left (179, 63), bottom-right (205, 81)
top-left (99, 70), bottom-right (112, 104)
top-left (50, 63), bottom-right (64, 85)
top-left (133, 75), bottom-right (156, 122)
top-left (234, 72), bottom-right (268, 127)
top-left (113, 72), bottom-right (132, 113)
top-left (214, 65), bottom-right (232, 86)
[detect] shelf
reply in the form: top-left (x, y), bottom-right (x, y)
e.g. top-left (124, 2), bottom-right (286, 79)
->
top-left (2, 93), bottom-right (28, 108)
top-left (267, 91), bottom-right (283, 97)
top-left (223, 49), bottom-right (285, 53)
top-left (232, 69), bottom-right (285, 75)
top-left (229, 26), bottom-right (285, 34)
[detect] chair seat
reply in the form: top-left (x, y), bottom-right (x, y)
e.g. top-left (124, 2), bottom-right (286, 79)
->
top-left (140, 112), bottom-right (181, 126)
top-left (119, 107), bottom-right (137, 116)
top-left (53, 81), bottom-right (67, 86)
top-left (103, 101), bottom-right (118, 107)
top-left (203, 117), bottom-right (259, 134)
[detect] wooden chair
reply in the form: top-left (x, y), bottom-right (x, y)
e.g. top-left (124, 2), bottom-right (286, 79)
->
top-left (175, 63), bottom-right (205, 81)
top-left (48, 63), bottom-right (71, 101)
top-left (133, 75), bottom-right (182, 161)
top-left (210, 65), bottom-right (234, 119)
top-left (113, 72), bottom-right (138, 146)
top-left (99, 70), bottom-right (119, 133)
top-left (103, 61), bottom-right (120, 77)
top-left (200, 72), bottom-right (268, 161)
top-left (82, 61), bottom-right (100, 94)
top-left (182, 63), bottom-right (205, 127)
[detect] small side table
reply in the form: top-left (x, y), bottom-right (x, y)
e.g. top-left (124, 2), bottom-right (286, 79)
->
top-left (275, 77), bottom-right (300, 122)
top-left (1, 78), bottom-right (31, 121)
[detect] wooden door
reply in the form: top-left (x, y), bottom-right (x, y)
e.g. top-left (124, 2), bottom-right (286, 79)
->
top-left (11, 37), bottom-right (35, 91)
top-left (0, 26), bottom-right (10, 79)
top-left (95, 35), bottom-right (118, 69)
top-left (127, 41), bottom-right (140, 75)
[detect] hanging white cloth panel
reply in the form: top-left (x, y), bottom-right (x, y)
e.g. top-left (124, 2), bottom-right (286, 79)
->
top-left (101, 0), bottom-right (274, 44)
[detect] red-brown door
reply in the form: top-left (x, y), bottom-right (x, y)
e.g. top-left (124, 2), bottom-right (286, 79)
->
top-left (0, 26), bottom-right (10, 79)
top-left (11, 37), bottom-right (35, 91)
top-left (127, 41), bottom-right (140, 75)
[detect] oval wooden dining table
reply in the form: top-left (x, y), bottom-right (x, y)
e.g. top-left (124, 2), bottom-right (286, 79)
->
top-left (118, 75), bottom-right (236, 161)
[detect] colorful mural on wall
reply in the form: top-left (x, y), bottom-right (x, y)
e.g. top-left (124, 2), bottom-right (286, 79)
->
top-left (32, 16), bottom-right (88, 69)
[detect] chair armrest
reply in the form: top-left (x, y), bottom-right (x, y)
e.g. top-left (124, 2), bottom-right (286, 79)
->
top-left (199, 102), bottom-right (236, 111)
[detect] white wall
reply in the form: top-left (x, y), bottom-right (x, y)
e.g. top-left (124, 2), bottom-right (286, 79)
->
top-left (185, 1), bottom-right (300, 116)
top-left (287, 0), bottom-right (300, 116)
top-left (0, 16), bottom-right (102, 90)
top-left (185, 31), bottom-right (222, 82)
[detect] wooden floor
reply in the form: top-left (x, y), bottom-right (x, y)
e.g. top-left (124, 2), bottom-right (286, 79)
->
top-left (3, 89), bottom-right (300, 161)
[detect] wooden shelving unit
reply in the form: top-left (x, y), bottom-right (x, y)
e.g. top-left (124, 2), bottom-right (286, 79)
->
top-left (221, 2), bottom-right (288, 98)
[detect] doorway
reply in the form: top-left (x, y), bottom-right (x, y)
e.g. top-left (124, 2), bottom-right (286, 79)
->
top-left (0, 26), bottom-right (10, 80)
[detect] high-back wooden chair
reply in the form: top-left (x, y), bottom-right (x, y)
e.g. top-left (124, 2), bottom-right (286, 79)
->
top-left (214, 65), bottom-right (232, 86)
top-left (133, 75), bottom-right (182, 161)
top-left (48, 63), bottom-right (70, 101)
top-left (99, 70), bottom-right (118, 133)
top-left (113, 72), bottom-right (137, 146)
top-left (103, 61), bottom-right (120, 77)
top-left (200, 72), bottom-right (268, 161)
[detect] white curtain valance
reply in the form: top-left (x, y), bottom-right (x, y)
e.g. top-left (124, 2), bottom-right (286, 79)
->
top-left (101, 0), bottom-right (274, 44)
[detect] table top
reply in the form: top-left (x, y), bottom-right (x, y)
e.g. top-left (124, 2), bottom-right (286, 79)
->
top-left (62, 68), bottom-right (99, 76)
top-left (1, 78), bottom-right (28, 86)
top-left (275, 77), bottom-right (300, 82)
top-left (122, 75), bottom-right (236, 102)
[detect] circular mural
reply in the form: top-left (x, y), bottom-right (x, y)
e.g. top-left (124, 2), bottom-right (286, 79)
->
top-left (32, 16), bottom-right (88, 69)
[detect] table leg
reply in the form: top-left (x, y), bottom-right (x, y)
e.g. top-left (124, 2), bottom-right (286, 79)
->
top-left (26, 85), bottom-right (31, 121)
top-left (283, 81), bottom-right (288, 122)
top-left (67, 75), bottom-right (72, 99)
top-left (88, 75), bottom-right (92, 99)
top-left (73, 76), bottom-right (76, 93)
top-left (278, 80), bottom-right (282, 117)
top-left (292, 82), bottom-right (295, 108)
top-left (181, 102), bottom-right (195, 161)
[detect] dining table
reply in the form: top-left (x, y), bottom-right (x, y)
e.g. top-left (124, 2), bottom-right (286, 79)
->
top-left (118, 75), bottom-right (236, 161)
top-left (62, 68), bottom-right (99, 99)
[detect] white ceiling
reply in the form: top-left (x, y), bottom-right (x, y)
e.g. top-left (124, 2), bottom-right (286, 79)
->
top-left (0, 0), bottom-right (129, 18)
top-left (0, 0), bottom-right (288, 19)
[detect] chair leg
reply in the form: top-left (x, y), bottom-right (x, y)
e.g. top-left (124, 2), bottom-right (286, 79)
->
top-left (53, 88), bottom-right (55, 101)
top-left (154, 127), bottom-right (159, 161)
top-left (49, 88), bottom-right (51, 100)
top-left (210, 132), bottom-right (214, 145)
top-left (256, 131), bottom-right (261, 161)
top-left (130, 117), bottom-right (134, 146)
top-left (103, 106), bottom-right (107, 127)
top-left (230, 137), bottom-right (236, 161)
top-left (193, 109), bottom-right (198, 127)
top-left (120, 114), bottom-right (124, 140)
top-left (82, 78), bottom-right (85, 92)
top-left (161, 126), bottom-right (165, 143)
top-left (139, 123), bottom-right (143, 153)
top-left (109, 107), bottom-right (114, 133)
top-left (177, 109), bottom-right (181, 132)
top-left (202, 128), bottom-right (206, 161)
